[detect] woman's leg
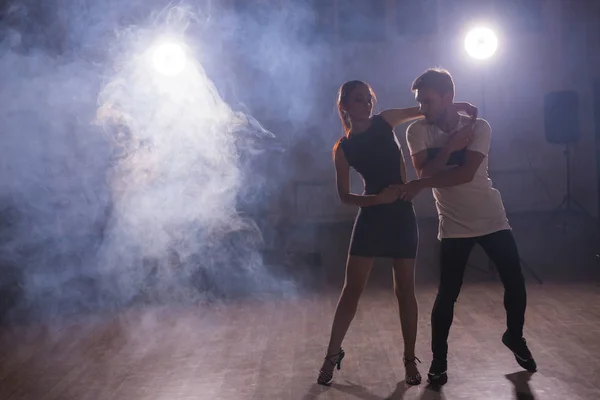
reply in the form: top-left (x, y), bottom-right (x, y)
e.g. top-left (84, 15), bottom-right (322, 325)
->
top-left (320, 255), bottom-right (374, 376)
top-left (393, 258), bottom-right (418, 358)
top-left (392, 258), bottom-right (420, 382)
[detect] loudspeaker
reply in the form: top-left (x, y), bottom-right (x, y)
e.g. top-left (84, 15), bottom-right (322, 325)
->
top-left (544, 90), bottom-right (580, 144)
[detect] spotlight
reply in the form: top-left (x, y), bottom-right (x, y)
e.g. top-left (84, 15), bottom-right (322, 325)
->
top-left (465, 27), bottom-right (498, 60)
top-left (152, 42), bottom-right (187, 76)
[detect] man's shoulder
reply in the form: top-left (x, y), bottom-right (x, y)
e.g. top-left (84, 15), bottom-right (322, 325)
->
top-left (459, 114), bottom-right (489, 127)
top-left (408, 119), bottom-right (428, 130)
top-left (406, 119), bottom-right (428, 136)
top-left (472, 117), bottom-right (491, 132)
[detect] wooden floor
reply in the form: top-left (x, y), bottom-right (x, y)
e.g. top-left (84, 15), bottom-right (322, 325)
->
top-left (0, 282), bottom-right (599, 400)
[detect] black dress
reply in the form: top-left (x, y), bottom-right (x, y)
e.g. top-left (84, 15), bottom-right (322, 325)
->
top-left (338, 114), bottom-right (419, 259)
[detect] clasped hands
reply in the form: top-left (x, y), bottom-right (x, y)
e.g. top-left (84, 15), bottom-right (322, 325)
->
top-left (377, 181), bottom-right (423, 204)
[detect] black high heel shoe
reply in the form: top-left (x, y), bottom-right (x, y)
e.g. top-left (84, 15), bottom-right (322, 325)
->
top-left (317, 348), bottom-right (345, 385)
top-left (404, 356), bottom-right (422, 386)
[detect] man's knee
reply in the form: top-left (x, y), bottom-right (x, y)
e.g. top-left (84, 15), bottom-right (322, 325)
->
top-left (501, 266), bottom-right (527, 292)
top-left (506, 279), bottom-right (527, 301)
top-left (436, 278), bottom-right (463, 301)
top-left (434, 289), bottom-right (460, 309)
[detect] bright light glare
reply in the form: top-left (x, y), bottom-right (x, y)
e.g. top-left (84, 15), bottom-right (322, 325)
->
top-left (465, 27), bottom-right (498, 60)
top-left (152, 42), bottom-right (187, 76)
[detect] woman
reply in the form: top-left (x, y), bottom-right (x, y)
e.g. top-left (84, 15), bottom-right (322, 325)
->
top-left (317, 80), bottom-right (476, 386)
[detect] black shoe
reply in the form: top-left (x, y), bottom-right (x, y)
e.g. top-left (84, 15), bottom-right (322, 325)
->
top-left (403, 356), bottom-right (422, 386)
top-left (317, 348), bottom-right (345, 385)
top-left (427, 358), bottom-right (448, 386)
top-left (502, 331), bottom-right (537, 372)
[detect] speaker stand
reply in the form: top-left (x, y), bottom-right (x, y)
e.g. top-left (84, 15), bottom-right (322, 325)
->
top-left (548, 143), bottom-right (594, 233)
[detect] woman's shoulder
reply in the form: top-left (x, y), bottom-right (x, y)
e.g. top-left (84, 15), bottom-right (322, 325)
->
top-left (370, 113), bottom-right (394, 133)
top-left (333, 135), bottom-right (346, 151)
top-left (332, 135), bottom-right (350, 161)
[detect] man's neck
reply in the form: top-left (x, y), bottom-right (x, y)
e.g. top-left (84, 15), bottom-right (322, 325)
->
top-left (436, 110), bottom-right (460, 133)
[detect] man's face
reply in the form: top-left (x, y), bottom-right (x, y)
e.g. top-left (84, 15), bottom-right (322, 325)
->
top-left (415, 88), bottom-right (452, 124)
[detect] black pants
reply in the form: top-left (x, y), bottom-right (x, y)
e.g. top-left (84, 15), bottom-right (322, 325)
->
top-left (431, 229), bottom-right (527, 361)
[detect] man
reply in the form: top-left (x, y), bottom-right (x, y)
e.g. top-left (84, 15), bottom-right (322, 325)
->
top-left (400, 68), bottom-right (537, 386)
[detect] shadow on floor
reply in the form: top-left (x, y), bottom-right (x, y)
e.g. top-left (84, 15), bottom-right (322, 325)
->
top-left (303, 380), bottom-right (446, 400)
top-left (506, 371), bottom-right (537, 400)
top-left (303, 376), bottom-right (540, 400)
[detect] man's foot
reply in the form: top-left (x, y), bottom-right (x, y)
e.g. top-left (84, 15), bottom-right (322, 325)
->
top-left (427, 358), bottom-right (448, 386)
top-left (502, 331), bottom-right (537, 372)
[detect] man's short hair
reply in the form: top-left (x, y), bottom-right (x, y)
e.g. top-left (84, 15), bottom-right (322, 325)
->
top-left (411, 68), bottom-right (455, 96)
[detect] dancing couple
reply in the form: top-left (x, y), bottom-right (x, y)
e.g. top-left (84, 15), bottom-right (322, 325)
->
top-left (317, 68), bottom-right (537, 387)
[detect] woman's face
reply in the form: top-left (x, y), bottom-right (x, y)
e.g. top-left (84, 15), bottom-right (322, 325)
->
top-left (343, 84), bottom-right (373, 122)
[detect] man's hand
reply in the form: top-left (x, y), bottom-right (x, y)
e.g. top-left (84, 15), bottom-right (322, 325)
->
top-left (376, 186), bottom-right (401, 205)
top-left (454, 102), bottom-right (478, 121)
top-left (445, 123), bottom-right (475, 153)
top-left (393, 180), bottom-right (424, 202)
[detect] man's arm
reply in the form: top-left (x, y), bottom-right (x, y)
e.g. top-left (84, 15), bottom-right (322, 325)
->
top-left (411, 148), bottom-right (452, 178)
top-left (406, 121), bottom-right (453, 179)
top-left (417, 119), bottom-right (491, 188)
top-left (416, 151), bottom-right (485, 188)
top-left (405, 121), bottom-right (428, 175)
top-left (411, 123), bottom-right (475, 178)
top-left (397, 149), bottom-right (485, 201)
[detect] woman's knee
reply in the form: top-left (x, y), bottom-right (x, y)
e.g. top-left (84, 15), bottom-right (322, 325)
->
top-left (343, 256), bottom-right (373, 293)
top-left (396, 290), bottom-right (417, 311)
top-left (339, 284), bottom-right (364, 309)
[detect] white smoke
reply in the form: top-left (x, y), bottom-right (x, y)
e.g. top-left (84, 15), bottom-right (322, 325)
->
top-left (0, 3), bottom-right (296, 321)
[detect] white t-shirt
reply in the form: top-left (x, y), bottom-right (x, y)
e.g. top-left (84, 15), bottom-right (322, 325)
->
top-left (406, 116), bottom-right (511, 240)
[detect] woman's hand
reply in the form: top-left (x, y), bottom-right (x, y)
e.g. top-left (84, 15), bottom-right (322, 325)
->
top-left (445, 122), bottom-right (475, 152)
top-left (453, 102), bottom-right (478, 121)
